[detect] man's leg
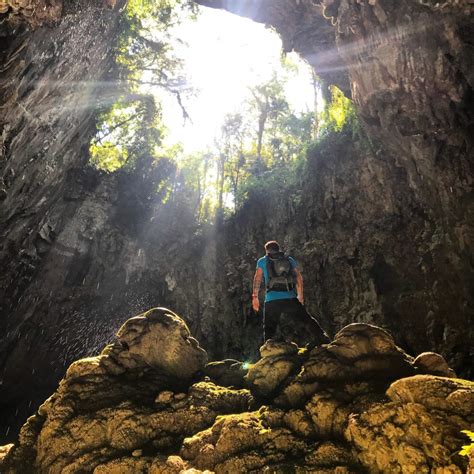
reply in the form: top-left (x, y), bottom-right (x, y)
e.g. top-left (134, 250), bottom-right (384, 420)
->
top-left (263, 300), bottom-right (281, 342)
top-left (292, 299), bottom-right (330, 346)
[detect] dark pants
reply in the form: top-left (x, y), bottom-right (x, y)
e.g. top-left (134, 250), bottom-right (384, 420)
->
top-left (264, 298), bottom-right (330, 346)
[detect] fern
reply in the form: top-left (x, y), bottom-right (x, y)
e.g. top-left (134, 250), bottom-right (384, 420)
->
top-left (459, 430), bottom-right (474, 457)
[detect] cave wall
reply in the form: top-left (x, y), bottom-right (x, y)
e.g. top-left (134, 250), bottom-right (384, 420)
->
top-left (0, 0), bottom-right (137, 441)
top-left (0, 0), bottom-right (473, 444)
top-left (192, 0), bottom-right (474, 368)
top-left (158, 126), bottom-right (473, 374)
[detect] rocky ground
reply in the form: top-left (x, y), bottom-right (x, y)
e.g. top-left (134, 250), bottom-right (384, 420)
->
top-left (0, 307), bottom-right (472, 473)
top-left (1, 0), bottom-right (473, 443)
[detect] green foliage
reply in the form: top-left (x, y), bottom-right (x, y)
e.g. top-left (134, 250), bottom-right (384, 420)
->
top-left (90, 0), bottom-right (194, 172)
top-left (177, 150), bottom-right (217, 219)
top-left (460, 430), bottom-right (474, 457)
top-left (236, 155), bottom-right (306, 208)
top-left (249, 73), bottom-right (290, 162)
top-left (89, 95), bottom-right (163, 172)
top-left (268, 111), bottom-right (314, 165)
top-left (118, 0), bottom-right (195, 92)
top-left (89, 6), bottom-right (367, 225)
top-left (250, 75), bottom-right (289, 118)
top-left (319, 85), bottom-right (357, 133)
top-left (311, 84), bottom-right (374, 153)
top-left (169, 63), bottom-right (323, 220)
top-left (90, 142), bottom-right (128, 173)
top-left (217, 80), bottom-right (366, 215)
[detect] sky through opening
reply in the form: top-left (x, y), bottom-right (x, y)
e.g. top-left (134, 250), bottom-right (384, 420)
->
top-left (155, 6), bottom-right (319, 153)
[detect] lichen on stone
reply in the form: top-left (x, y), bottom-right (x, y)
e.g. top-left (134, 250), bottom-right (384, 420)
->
top-left (0, 310), bottom-right (471, 473)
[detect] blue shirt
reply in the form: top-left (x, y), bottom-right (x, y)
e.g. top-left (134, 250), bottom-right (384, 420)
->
top-left (257, 255), bottom-right (298, 303)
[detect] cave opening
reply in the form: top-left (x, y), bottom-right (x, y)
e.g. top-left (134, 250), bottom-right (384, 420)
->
top-left (87, 0), bottom-right (346, 218)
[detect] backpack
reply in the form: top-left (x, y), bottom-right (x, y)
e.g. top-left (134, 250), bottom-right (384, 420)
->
top-left (266, 252), bottom-right (296, 292)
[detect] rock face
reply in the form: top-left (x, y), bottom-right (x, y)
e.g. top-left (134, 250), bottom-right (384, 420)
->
top-left (1, 310), bottom-right (471, 473)
top-left (195, 0), bottom-right (474, 373)
top-left (0, 0), bottom-right (178, 441)
top-left (1, 0), bottom-right (473, 445)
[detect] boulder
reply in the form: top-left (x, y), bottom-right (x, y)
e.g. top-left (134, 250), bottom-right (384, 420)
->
top-left (180, 408), bottom-right (311, 472)
top-left (304, 441), bottom-right (358, 472)
top-left (273, 378), bottom-right (320, 408)
top-left (306, 392), bottom-right (351, 438)
top-left (259, 339), bottom-right (299, 358)
top-left (413, 352), bottom-right (456, 378)
top-left (345, 375), bottom-right (474, 473)
top-left (103, 307), bottom-right (208, 380)
top-left (3, 379), bottom-right (253, 473)
top-left (387, 375), bottom-right (474, 416)
top-left (204, 359), bottom-right (248, 388)
top-left (0, 309), bottom-right (230, 474)
top-left (0, 445), bottom-right (13, 464)
top-left (328, 323), bottom-right (402, 359)
top-left (300, 323), bottom-right (416, 383)
top-left (85, 454), bottom-right (192, 474)
top-left (181, 407), bottom-right (361, 472)
top-left (245, 341), bottom-right (302, 398)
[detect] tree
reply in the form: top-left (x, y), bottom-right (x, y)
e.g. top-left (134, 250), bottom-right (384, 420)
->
top-left (90, 95), bottom-right (163, 172)
top-left (118, 0), bottom-right (196, 120)
top-left (249, 74), bottom-right (289, 164)
top-left (216, 113), bottom-right (247, 210)
top-left (177, 150), bottom-right (213, 220)
top-left (311, 70), bottom-right (321, 139)
top-left (90, 0), bottom-right (195, 172)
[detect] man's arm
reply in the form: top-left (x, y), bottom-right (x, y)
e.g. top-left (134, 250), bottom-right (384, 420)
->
top-left (252, 267), bottom-right (263, 312)
top-left (295, 268), bottom-right (304, 304)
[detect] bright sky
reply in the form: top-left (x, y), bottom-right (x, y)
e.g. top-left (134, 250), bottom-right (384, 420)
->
top-left (155, 6), bottom-right (317, 153)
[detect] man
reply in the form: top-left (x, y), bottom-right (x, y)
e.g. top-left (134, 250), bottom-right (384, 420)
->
top-left (252, 240), bottom-right (330, 346)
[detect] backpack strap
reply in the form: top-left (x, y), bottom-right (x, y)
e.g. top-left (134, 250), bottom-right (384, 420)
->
top-left (265, 255), bottom-right (274, 291)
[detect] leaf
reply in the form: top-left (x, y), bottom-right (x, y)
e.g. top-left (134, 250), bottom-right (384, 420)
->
top-left (459, 444), bottom-right (473, 457)
top-left (461, 430), bottom-right (474, 442)
top-left (459, 431), bottom-right (474, 457)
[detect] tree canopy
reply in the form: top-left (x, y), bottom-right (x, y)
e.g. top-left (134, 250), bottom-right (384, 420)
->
top-left (88, 2), bottom-right (359, 224)
top-left (89, 0), bottom-right (195, 173)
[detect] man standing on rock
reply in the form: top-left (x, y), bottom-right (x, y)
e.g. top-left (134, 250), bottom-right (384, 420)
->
top-left (252, 240), bottom-right (330, 346)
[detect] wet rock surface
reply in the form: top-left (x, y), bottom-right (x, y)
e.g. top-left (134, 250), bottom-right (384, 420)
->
top-left (0, 0), bottom-right (183, 441)
top-left (0, 311), bottom-right (471, 473)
